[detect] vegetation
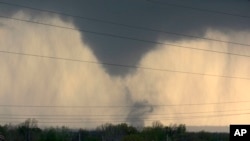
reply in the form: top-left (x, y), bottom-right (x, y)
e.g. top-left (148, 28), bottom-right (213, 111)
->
top-left (0, 119), bottom-right (229, 141)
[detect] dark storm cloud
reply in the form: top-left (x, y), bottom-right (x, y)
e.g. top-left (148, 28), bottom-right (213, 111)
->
top-left (1, 0), bottom-right (250, 76)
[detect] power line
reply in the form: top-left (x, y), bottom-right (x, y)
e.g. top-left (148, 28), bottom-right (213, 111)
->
top-left (1, 50), bottom-right (250, 80)
top-left (147, 0), bottom-right (250, 19)
top-left (159, 112), bottom-right (250, 121)
top-left (1, 15), bottom-right (250, 60)
top-left (0, 1), bottom-right (250, 47)
top-left (0, 112), bottom-right (250, 124)
top-left (0, 100), bottom-right (249, 108)
top-left (1, 16), bottom-right (250, 80)
top-left (1, 108), bottom-right (250, 117)
top-left (2, 15), bottom-right (250, 60)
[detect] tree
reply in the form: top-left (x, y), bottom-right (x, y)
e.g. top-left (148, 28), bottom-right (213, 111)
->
top-left (122, 134), bottom-right (143, 141)
top-left (141, 121), bottom-right (166, 141)
top-left (165, 124), bottom-right (186, 141)
top-left (176, 124), bottom-right (186, 135)
top-left (152, 121), bottom-right (164, 129)
top-left (116, 123), bottom-right (138, 135)
top-left (18, 118), bottom-right (40, 141)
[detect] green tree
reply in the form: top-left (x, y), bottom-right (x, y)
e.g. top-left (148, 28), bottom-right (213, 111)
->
top-left (122, 134), bottom-right (143, 141)
top-left (18, 118), bottom-right (40, 141)
top-left (142, 121), bottom-right (165, 141)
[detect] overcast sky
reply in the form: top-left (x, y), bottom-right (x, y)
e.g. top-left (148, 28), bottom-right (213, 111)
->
top-left (1, 0), bottom-right (250, 131)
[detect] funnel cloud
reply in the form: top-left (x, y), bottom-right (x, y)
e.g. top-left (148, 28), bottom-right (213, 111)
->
top-left (1, 0), bottom-right (250, 75)
top-left (1, 0), bottom-right (250, 130)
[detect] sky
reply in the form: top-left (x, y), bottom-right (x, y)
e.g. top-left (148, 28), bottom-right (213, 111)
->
top-left (0, 0), bottom-right (250, 131)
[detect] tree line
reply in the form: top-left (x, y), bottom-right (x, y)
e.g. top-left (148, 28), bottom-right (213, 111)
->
top-left (0, 119), bottom-right (229, 141)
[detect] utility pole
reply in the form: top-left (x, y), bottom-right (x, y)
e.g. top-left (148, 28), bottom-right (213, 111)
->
top-left (78, 131), bottom-right (81, 141)
top-left (166, 134), bottom-right (170, 141)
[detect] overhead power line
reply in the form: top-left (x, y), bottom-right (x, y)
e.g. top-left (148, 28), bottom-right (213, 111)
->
top-left (2, 15), bottom-right (250, 60)
top-left (0, 100), bottom-right (249, 108)
top-left (1, 50), bottom-right (250, 80)
top-left (0, 112), bottom-right (250, 124)
top-left (0, 112), bottom-right (249, 120)
top-left (1, 15), bottom-right (250, 60)
top-left (0, 1), bottom-right (250, 47)
top-left (147, 0), bottom-right (250, 19)
top-left (1, 108), bottom-right (250, 117)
